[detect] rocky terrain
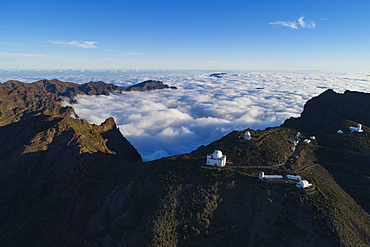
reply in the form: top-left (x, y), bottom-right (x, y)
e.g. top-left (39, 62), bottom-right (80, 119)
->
top-left (0, 80), bottom-right (369, 247)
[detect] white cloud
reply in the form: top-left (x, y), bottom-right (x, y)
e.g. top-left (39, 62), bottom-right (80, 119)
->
top-left (58, 71), bottom-right (370, 161)
top-left (297, 15), bottom-right (316, 29)
top-left (50, 40), bottom-right (98, 48)
top-left (123, 53), bottom-right (143, 56)
top-left (269, 15), bottom-right (316, 29)
top-left (269, 20), bottom-right (299, 29)
top-left (0, 52), bottom-right (59, 58)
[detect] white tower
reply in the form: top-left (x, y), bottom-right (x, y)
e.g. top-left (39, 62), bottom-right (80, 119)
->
top-left (358, 124), bottom-right (363, 132)
top-left (349, 123), bottom-right (364, 133)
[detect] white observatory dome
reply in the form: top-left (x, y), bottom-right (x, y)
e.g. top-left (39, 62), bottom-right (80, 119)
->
top-left (296, 180), bottom-right (311, 188)
top-left (212, 150), bottom-right (223, 159)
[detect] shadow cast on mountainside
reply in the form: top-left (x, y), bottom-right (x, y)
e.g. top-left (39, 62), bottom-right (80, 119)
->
top-left (316, 147), bottom-right (370, 214)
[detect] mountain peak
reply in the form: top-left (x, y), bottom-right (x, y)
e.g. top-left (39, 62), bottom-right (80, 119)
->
top-left (282, 89), bottom-right (370, 133)
top-left (126, 80), bottom-right (177, 91)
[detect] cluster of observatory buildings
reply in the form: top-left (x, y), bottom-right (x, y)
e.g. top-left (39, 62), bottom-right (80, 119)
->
top-left (204, 131), bottom-right (314, 189)
top-left (205, 123), bottom-right (365, 189)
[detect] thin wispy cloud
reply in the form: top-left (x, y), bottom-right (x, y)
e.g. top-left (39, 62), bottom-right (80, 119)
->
top-left (206, 60), bottom-right (221, 64)
top-left (50, 40), bottom-right (98, 48)
top-left (269, 15), bottom-right (316, 29)
top-left (0, 51), bottom-right (59, 58)
top-left (123, 53), bottom-right (144, 56)
top-left (269, 20), bottom-right (299, 29)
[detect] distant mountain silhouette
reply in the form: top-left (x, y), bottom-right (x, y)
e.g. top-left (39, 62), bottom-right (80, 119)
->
top-left (126, 80), bottom-right (177, 91)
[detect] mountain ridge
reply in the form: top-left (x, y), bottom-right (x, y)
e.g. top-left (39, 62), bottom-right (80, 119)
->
top-left (0, 83), bottom-right (369, 246)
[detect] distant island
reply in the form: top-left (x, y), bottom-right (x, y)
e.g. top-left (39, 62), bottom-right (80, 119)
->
top-left (209, 72), bottom-right (227, 78)
top-left (0, 80), bottom-right (369, 246)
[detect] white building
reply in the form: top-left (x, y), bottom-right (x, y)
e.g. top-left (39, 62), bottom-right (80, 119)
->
top-left (337, 130), bottom-right (343, 134)
top-left (349, 123), bottom-right (363, 133)
top-left (303, 139), bottom-right (311, 144)
top-left (286, 175), bottom-right (301, 181)
top-left (296, 180), bottom-right (312, 188)
top-left (206, 150), bottom-right (226, 167)
top-left (258, 171), bottom-right (283, 179)
top-left (244, 131), bottom-right (251, 140)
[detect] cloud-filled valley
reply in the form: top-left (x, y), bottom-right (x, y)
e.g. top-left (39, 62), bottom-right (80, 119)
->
top-left (1, 70), bottom-right (369, 161)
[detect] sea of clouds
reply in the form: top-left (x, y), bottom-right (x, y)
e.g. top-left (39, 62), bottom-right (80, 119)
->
top-left (1, 70), bottom-right (369, 161)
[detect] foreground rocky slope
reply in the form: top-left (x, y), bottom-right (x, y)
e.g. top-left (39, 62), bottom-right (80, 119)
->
top-left (0, 82), bottom-right (369, 246)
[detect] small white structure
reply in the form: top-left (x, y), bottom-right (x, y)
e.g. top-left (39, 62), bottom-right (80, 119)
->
top-left (303, 139), bottom-right (311, 144)
top-left (258, 171), bottom-right (283, 179)
top-left (349, 123), bottom-right (363, 133)
top-left (310, 136), bottom-right (316, 140)
top-left (244, 131), bottom-right (251, 140)
top-left (337, 130), bottom-right (343, 134)
top-left (290, 146), bottom-right (296, 151)
top-left (296, 180), bottom-right (312, 188)
top-left (286, 175), bottom-right (301, 181)
top-left (206, 150), bottom-right (226, 167)
top-left (295, 132), bottom-right (301, 138)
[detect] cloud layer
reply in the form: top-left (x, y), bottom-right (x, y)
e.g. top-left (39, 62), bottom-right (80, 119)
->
top-left (58, 71), bottom-right (370, 161)
top-left (269, 15), bottom-right (316, 29)
top-left (1, 70), bottom-right (368, 161)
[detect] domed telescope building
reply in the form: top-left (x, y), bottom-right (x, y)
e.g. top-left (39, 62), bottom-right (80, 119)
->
top-left (206, 150), bottom-right (226, 167)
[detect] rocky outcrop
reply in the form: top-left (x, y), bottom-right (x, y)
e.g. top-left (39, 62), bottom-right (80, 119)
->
top-left (282, 89), bottom-right (370, 132)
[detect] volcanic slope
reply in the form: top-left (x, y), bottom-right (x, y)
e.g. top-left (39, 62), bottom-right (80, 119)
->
top-left (1, 83), bottom-right (370, 246)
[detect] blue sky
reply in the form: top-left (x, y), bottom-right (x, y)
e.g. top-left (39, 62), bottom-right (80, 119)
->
top-left (1, 0), bottom-right (370, 71)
